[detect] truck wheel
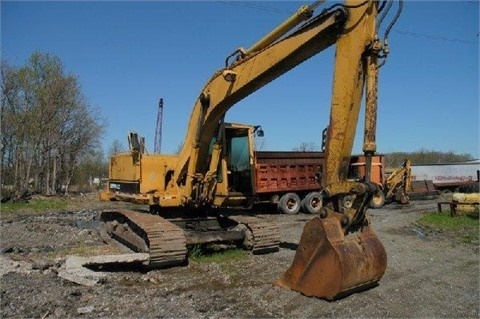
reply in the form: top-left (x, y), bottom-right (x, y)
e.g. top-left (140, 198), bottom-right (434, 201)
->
top-left (278, 193), bottom-right (301, 214)
top-left (301, 192), bottom-right (323, 214)
top-left (370, 190), bottom-right (385, 208)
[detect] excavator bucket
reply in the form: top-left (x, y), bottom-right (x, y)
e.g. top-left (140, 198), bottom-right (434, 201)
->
top-left (277, 216), bottom-right (387, 300)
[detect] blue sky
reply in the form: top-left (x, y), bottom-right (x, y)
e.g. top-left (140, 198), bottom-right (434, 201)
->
top-left (2, 1), bottom-right (479, 158)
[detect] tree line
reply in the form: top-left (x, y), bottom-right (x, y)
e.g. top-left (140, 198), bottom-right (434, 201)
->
top-left (1, 52), bottom-right (106, 198)
top-left (291, 142), bottom-right (475, 169)
top-left (383, 149), bottom-right (475, 169)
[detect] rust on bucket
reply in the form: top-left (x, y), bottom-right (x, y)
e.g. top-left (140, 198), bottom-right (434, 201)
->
top-left (277, 216), bottom-right (387, 300)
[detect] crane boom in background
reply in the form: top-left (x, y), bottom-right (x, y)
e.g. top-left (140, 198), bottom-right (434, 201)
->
top-left (154, 98), bottom-right (164, 154)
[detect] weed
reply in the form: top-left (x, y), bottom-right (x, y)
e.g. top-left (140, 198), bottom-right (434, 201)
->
top-left (1, 197), bottom-right (68, 214)
top-left (188, 244), bottom-right (247, 263)
top-left (417, 211), bottom-right (479, 244)
top-left (188, 244), bottom-right (204, 259)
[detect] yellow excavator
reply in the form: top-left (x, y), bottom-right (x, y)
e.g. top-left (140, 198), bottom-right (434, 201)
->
top-left (100, 0), bottom-right (403, 300)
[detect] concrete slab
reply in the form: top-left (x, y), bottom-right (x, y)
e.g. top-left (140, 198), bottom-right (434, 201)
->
top-left (57, 253), bottom-right (150, 286)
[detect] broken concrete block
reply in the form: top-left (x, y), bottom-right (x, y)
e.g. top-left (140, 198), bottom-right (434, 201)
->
top-left (57, 253), bottom-right (150, 286)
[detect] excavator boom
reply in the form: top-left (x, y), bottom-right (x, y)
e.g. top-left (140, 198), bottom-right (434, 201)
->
top-left (175, 6), bottom-right (348, 202)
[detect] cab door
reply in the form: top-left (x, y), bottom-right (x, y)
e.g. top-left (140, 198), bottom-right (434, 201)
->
top-left (225, 125), bottom-right (254, 195)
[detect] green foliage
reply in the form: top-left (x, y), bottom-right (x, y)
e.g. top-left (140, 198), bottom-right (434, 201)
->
top-left (1, 197), bottom-right (68, 214)
top-left (188, 244), bottom-right (204, 259)
top-left (417, 211), bottom-right (479, 244)
top-left (70, 147), bottom-right (108, 188)
top-left (384, 148), bottom-right (475, 168)
top-left (188, 244), bottom-right (247, 263)
top-left (1, 52), bottom-right (106, 195)
top-left (418, 211), bottom-right (478, 229)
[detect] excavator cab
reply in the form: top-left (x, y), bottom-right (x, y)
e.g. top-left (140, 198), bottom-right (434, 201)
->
top-left (209, 122), bottom-right (259, 208)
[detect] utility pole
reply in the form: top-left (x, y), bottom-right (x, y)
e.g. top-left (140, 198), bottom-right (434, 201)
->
top-left (154, 98), bottom-right (164, 154)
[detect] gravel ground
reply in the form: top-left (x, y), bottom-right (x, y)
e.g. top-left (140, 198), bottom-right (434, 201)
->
top-left (1, 195), bottom-right (478, 318)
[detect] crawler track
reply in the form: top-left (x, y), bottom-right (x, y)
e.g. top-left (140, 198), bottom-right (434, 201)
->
top-left (230, 216), bottom-right (280, 254)
top-left (99, 210), bottom-right (280, 269)
top-left (99, 210), bottom-right (187, 268)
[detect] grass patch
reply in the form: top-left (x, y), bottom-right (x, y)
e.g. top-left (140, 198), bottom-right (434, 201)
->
top-left (1, 197), bottom-right (69, 214)
top-left (188, 244), bottom-right (247, 263)
top-left (417, 211), bottom-right (479, 244)
top-left (417, 211), bottom-right (478, 229)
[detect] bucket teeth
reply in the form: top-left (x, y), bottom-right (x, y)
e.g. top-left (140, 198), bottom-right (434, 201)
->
top-left (277, 216), bottom-right (387, 300)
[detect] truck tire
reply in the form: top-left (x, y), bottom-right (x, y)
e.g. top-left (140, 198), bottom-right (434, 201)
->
top-left (278, 193), bottom-right (301, 214)
top-left (370, 190), bottom-right (385, 208)
top-left (301, 192), bottom-right (323, 214)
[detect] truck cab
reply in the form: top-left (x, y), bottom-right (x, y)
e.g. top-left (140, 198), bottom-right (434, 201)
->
top-left (214, 123), bottom-right (324, 214)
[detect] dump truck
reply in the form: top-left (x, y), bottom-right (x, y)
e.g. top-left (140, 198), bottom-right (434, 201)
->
top-left (99, 0), bottom-right (403, 300)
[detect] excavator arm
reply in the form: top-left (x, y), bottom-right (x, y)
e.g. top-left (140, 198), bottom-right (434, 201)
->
top-left (275, 0), bottom-right (403, 299)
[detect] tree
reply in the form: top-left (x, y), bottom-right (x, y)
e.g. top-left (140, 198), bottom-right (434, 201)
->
top-left (384, 149), bottom-right (475, 168)
top-left (1, 52), bottom-right (106, 196)
top-left (71, 147), bottom-right (107, 191)
top-left (108, 139), bottom-right (125, 158)
top-left (292, 142), bottom-right (319, 152)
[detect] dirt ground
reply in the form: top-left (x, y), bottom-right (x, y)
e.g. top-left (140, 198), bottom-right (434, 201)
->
top-left (1, 194), bottom-right (478, 318)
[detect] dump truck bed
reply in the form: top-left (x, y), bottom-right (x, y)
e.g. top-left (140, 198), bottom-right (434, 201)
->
top-left (254, 151), bottom-right (324, 194)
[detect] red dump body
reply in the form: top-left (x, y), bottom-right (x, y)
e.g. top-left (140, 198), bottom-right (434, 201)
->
top-left (254, 151), bottom-right (324, 194)
top-left (254, 152), bottom-right (385, 195)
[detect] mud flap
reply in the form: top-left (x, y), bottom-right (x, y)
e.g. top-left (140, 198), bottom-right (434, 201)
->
top-left (276, 216), bottom-right (387, 300)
